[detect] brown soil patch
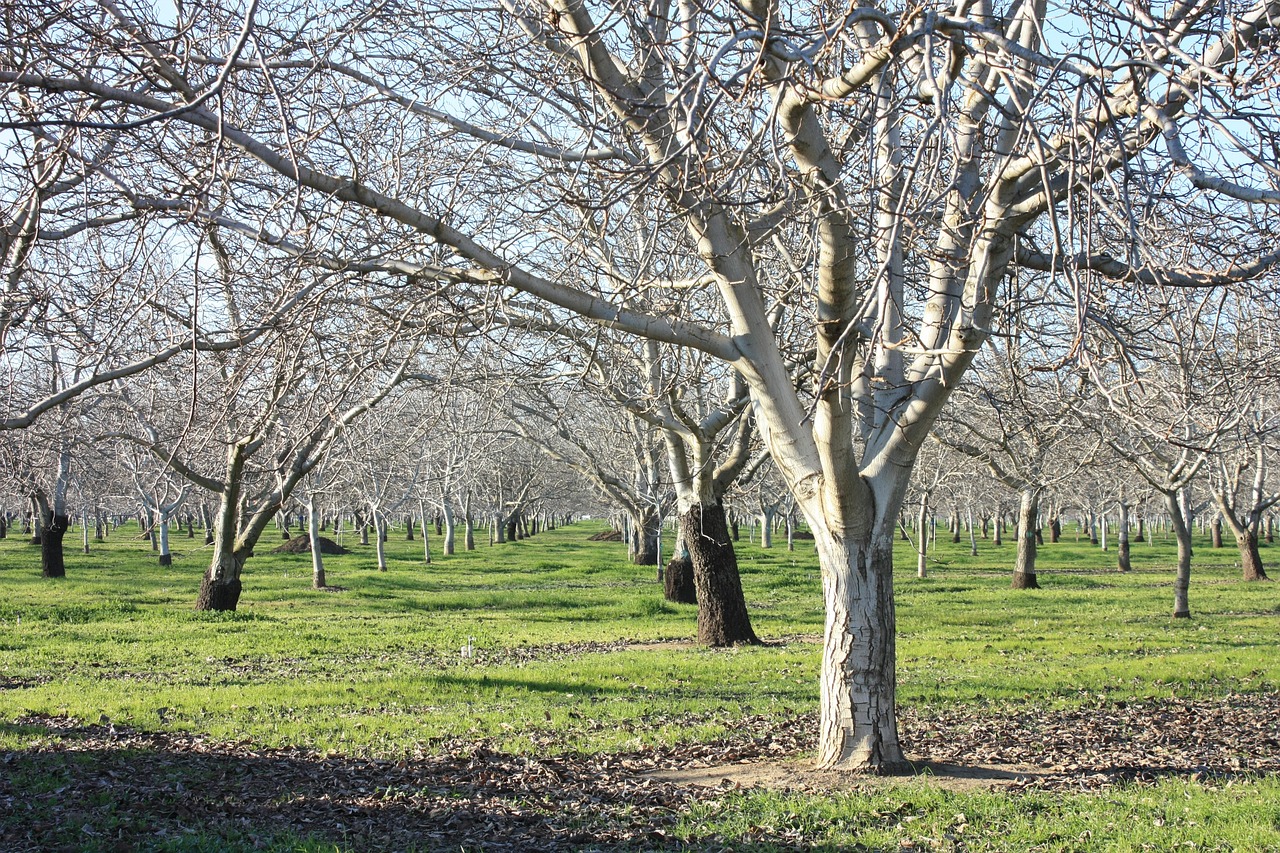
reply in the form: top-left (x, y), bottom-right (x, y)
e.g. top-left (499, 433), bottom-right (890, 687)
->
top-left (650, 758), bottom-right (1053, 793)
top-left (272, 536), bottom-right (349, 555)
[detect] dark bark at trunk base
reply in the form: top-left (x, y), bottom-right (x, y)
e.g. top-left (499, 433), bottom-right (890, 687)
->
top-left (1239, 534), bottom-right (1269, 581)
top-left (158, 553), bottom-right (172, 567)
top-left (41, 515), bottom-right (68, 578)
top-left (683, 503), bottom-right (758, 647)
top-left (663, 554), bottom-right (696, 604)
top-left (1010, 571), bottom-right (1039, 590)
top-left (195, 577), bottom-right (243, 611)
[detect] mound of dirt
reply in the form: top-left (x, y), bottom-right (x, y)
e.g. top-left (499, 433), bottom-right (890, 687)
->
top-left (272, 536), bottom-right (350, 555)
top-left (588, 529), bottom-right (624, 541)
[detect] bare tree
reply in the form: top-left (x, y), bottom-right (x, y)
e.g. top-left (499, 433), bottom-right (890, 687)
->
top-left (7, 0), bottom-right (1280, 772)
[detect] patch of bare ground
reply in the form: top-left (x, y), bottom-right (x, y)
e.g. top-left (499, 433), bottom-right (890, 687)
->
top-left (2, 694), bottom-right (1277, 850)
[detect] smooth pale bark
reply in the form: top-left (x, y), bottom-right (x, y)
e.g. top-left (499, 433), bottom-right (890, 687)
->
top-left (1011, 489), bottom-right (1040, 589)
top-left (158, 519), bottom-right (172, 567)
top-left (915, 494), bottom-right (928, 579)
top-left (683, 503), bottom-right (757, 646)
top-left (371, 509), bottom-right (388, 571)
top-left (442, 499), bottom-right (456, 556)
top-left (759, 507), bottom-right (776, 548)
top-left (1167, 491), bottom-right (1193, 618)
top-left (309, 495), bottom-right (326, 589)
top-left (81, 510), bottom-right (90, 554)
top-left (967, 507), bottom-right (978, 556)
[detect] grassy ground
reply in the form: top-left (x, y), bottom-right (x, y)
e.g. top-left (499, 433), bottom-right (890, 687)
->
top-left (1, 518), bottom-right (1277, 851)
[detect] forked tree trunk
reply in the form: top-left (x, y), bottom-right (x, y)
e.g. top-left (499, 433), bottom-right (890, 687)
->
top-left (813, 531), bottom-right (903, 772)
top-left (683, 502), bottom-right (758, 646)
top-left (1011, 489), bottom-right (1040, 589)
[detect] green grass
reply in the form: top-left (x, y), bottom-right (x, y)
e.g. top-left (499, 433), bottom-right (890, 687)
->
top-left (1, 518), bottom-right (1278, 850)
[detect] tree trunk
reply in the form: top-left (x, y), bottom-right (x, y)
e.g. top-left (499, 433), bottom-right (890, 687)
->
top-left (915, 493), bottom-right (928, 579)
top-left (967, 507), bottom-right (978, 557)
top-left (629, 509), bottom-right (660, 566)
top-left (1134, 517), bottom-right (1145, 543)
top-left (158, 518), bottom-right (172, 567)
top-left (1211, 516), bottom-right (1223, 548)
top-left (814, 531), bottom-right (904, 772)
top-left (196, 546), bottom-right (245, 611)
top-left (1117, 501), bottom-right (1131, 573)
top-left (1168, 491), bottom-right (1192, 618)
top-left (406, 517), bottom-right (415, 541)
top-left (41, 514), bottom-right (68, 578)
top-left (373, 514), bottom-right (388, 571)
top-left (1011, 489), bottom-right (1039, 589)
top-left (760, 508), bottom-right (775, 548)
top-left (663, 523), bottom-right (696, 604)
top-left (1237, 530), bottom-right (1269, 581)
top-left (309, 495), bottom-right (326, 589)
top-left (442, 501), bottom-right (456, 556)
top-left (683, 502), bottom-right (758, 646)
top-left (992, 515), bottom-right (1003, 546)
top-left (422, 510), bottom-right (432, 565)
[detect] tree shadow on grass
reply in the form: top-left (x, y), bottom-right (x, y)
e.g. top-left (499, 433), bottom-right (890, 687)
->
top-left (5, 694), bottom-right (1279, 852)
top-left (0, 715), bottom-right (704, 852)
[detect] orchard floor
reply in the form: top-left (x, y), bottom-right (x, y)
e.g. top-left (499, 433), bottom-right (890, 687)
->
top-left (4, 691), bottom-right (1278, 851)
top-left (2, 522), bottom-right (1279, 850)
